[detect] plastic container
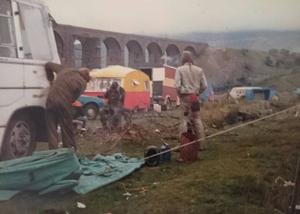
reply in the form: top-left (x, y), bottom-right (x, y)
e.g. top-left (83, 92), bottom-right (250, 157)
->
top-left (160, 143), bottom-right (171, 163)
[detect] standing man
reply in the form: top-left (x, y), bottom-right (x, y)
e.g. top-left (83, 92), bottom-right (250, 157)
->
top-left (45, 62), bottom-right (90, 150)
top-left (175, 51), bottom-right (208, 151)
top-left (104, 81), bottom-right (125, 108)
top-left (100, 81), bottom-right (126, 129)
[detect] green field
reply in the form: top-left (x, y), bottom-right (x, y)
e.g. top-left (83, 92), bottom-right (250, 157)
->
top-left (67, 112), bottom-right (299, 214)
top-left (1, 106), bottom-right (299, 214)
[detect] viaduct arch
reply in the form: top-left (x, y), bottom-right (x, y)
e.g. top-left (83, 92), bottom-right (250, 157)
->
top-left (54, 24), bottom-right (208, 69)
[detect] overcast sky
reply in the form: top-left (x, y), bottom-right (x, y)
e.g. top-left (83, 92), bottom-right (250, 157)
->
top-left (45, 0), bottom-right (300, 35)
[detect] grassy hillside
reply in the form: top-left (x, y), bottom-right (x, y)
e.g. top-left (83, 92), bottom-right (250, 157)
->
top-left (257, 71), bottom-right (300, 92)
top-left (195, 47), bottom-right (300, 92)
top-left (175, 30), bottom-right (300, 53)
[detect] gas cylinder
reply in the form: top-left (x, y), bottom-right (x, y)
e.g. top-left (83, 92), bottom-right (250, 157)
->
top-left (179, 123), bottom-right (199, 162)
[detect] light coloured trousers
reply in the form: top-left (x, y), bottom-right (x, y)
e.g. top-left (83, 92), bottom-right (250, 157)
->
top-left (180, 95), bottom-right (206, 149)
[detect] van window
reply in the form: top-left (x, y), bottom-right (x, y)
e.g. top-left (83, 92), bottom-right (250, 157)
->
top-left (0, 0), bottom-right (17, 58)
top-left (18, 3), bottom-right (52, 60)
top-left (87, 78), bottom-right (122, 92)
top-left (100, 79), bottom-right (121, 89)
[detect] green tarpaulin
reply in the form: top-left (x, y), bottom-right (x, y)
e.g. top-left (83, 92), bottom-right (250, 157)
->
top-left (0, 149), bottom-right (144, 201)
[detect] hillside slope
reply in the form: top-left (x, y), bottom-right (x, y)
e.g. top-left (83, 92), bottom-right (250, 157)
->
top-left (175, 30), bottom-right (300, 53)
top-left (194, 47), bottom-right (300, 92)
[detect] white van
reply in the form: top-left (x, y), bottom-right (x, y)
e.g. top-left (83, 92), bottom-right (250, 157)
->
top-left (229, 87), bottom-right (262, 99)
top-left (0, 0), bottom-right (59, 159)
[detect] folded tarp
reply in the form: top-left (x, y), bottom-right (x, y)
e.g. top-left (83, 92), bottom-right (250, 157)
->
top-left (0, 149), bottom-right (144, 201)
top-left (74, 154), bottom-right (145, 194)
top-left (0, 149), bottom-right (80, 200)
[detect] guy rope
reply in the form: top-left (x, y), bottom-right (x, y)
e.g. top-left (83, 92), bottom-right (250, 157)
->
top-left (144, 104), bottom-right (299, 161)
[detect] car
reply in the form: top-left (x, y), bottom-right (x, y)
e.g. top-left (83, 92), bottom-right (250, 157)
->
top-left (78, 95), bottom-right (104, 120)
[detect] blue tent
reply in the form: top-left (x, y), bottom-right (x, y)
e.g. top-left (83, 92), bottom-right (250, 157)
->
top-left (294, 88), bottom-right (300, 96)
top-left (200, 80), bottom-right (214, 102)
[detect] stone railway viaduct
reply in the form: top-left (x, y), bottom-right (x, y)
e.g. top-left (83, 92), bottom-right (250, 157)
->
top-left (53, 24), bottom-right (208, 69)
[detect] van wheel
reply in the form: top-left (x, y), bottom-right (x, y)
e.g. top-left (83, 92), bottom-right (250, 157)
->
top-left (84, 103), bottom-right (98, 120)
top-left (1, 114), bottom-right (36, 160)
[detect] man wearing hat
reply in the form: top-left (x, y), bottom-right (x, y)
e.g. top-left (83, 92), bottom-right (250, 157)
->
top-left (175, 51), bottom-right (208, 152)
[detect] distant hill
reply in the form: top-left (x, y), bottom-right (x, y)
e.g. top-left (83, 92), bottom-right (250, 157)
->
top-left (157, 30), bottom-right (300, 91)
top-left (191, 46), bottom-right (300, 92)
top-left (173, 30), bottom-right (300, 53)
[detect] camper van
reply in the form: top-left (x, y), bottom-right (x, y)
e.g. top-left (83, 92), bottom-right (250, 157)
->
top-left (0, 0), bottom-right (60, 159)
top-left (86, 65), bottom-right (151, 111)
top-left (140, 65), bottom-right (214, 109)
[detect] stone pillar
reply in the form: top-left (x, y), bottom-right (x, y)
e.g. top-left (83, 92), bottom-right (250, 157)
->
top-left (62, 35), bottom-right (75, 67)
top-left (82, 38), bottom-right (101, 69)
top-left (119, 47), bottom-right (125, 66)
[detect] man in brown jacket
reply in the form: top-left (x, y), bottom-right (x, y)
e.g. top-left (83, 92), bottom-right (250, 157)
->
top-left (175, 51), bottom-right (207, 150)
top-left (45, 62), bottom-right (90, 150)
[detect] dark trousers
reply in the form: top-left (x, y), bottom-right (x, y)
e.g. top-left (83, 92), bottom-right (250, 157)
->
top-left (46, 105), bottom-right (76, 150)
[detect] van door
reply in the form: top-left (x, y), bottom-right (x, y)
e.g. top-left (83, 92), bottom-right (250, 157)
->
top-left (18, 2), bottom-right (54, 105)
top-left (0, 0), bottom-right (24, 110)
